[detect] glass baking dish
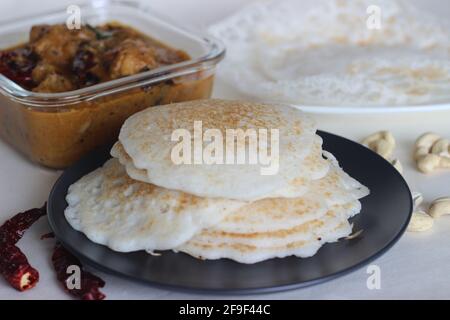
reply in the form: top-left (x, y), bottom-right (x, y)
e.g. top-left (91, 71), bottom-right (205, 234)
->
top-left (0, 0), bottom-right (224, 169)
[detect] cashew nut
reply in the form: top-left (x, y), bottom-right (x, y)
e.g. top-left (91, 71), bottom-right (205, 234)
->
top-left (428, 197), bottom-right (450, 218)
top-left (416, 153), bottom-right (450, 173)
top-left (414, 146), bottom-right (430, 161)
top-left (362, 131), bottom-right (395, 159)
top-left (407, 210), bottom-right (434, 232)
top-left (414, 132), bottom-right (441, 161)
top-left (431, 138), bottom-right (450, 157)
top-left (391, 158), bottom-right (403, 174)
top-left (415, 132), bottom-right (441, 149)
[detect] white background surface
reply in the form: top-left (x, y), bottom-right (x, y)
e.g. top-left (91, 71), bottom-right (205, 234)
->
top-left (0, 0), bottom-right (449, 300)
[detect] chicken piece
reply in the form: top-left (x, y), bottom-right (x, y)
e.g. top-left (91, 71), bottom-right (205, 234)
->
top-left (30, 25), bottom-right (96, 69)
top-left (153, 47), bottom-right (190, 65)
top-left (31, 61), bottom-right (58, 84)
top-left (32, 73), bottom-right (75, 93)
top-left (108, 39), bottom-right (159, 79)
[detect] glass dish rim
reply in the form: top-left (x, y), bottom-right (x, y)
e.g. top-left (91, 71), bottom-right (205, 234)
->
top-left (0, 0), bottom-right (225, 107)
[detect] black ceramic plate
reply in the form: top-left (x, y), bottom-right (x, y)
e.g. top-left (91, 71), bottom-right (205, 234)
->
top-left (48, 131), bottom-right (412, 294)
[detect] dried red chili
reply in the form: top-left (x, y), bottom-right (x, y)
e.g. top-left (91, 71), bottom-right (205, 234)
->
top-left (1, 204), bottom-right (106, 298)
top-left (0, 46), bottom-right (37, 89)
top-left (0, 205), bottom-right (46, 244)
top-left (0, 204), bottom-right (46, 291)
top-left (0, 243), bottom-right (39, 291)
top-left (52, 243), bottom-right (106, 300)
top-left (72, 42), bottom-right (100, 87)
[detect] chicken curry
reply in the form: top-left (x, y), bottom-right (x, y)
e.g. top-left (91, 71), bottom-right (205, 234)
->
top-left (0, 23), bottom-right (214, 168)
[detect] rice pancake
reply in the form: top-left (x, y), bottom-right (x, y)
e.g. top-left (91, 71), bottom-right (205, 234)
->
top-left (179, 158), bottom-right (368, 235)
top-left (64, 158), bottom-right (246, 252)
top-left (111, 134), bottom-right (330, 199)
top-left (177, 207), bottom-right (354, 264)
top-left (118, 99), bottom-right (318, 200)
top-left (176, 158), bottom-right (368, 264)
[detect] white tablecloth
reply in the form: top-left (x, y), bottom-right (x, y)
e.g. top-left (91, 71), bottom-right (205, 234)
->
top-left (0, 0), bottom-right (449, 300)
